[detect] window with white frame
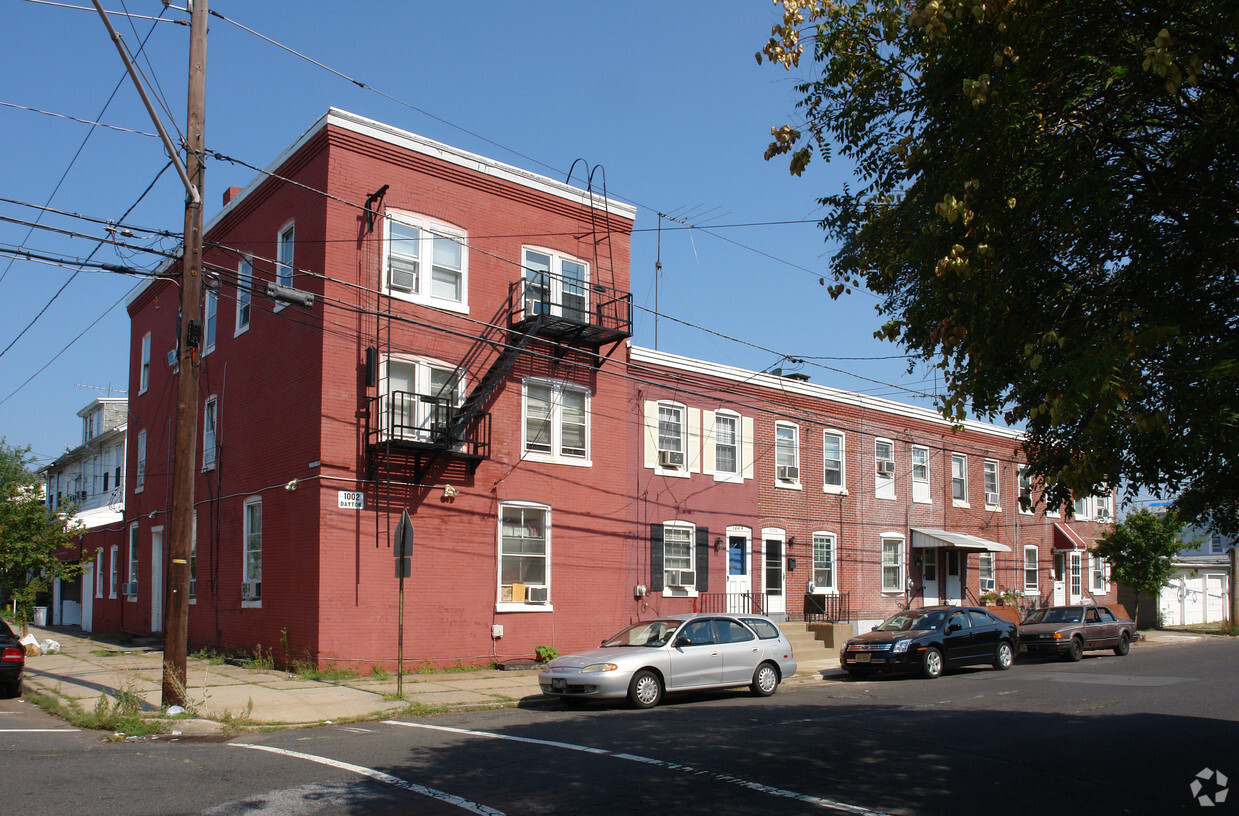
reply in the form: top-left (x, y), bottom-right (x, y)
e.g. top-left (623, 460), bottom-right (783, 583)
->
top-left (775, 422), bottom-right (799, 484)
top-left (1211, 532), bottom-right (1224, 554)
top-left (136, 430), bottom-right (146, 491)
top-left (203, 287), bottom-right (217, 355)
top-left (875, 438), bottom-right (895, 498)
top-left (202, 397), bottom-right (217, 470)
top-left (236, 258), bottom-right (252, 334)
top-left (383, 357), bottom-right (462, 442)
top-left (385, 213), bottom-right (467, 310)
top-left (276, 223), bottom-right (295, 289)
top-left (1073, 495), bottom-right (1091, 520)
top-left (656, 403), bottom-right (685, 468)
top-left (1090, 554), bottom-right (1108, 593)
top-left (109, 545), bottom-right (118, 598)
top-left (127, 523), bottom-right (139, 597)
top-left (812, 532), bottom-right (836, 592)
top-left (984, 459), bottom-right (1000, 508)
top-left (1023, 546), bottom-right (1039, 593)
top-left (524, 380), bottom-right (589, 462)
top-left (662, 523), bottom-right (695, 589)
top-left (95, 548), bottom-right (104, 598)
top-left (951, 454), bottom-right (968, 505)
top-left (523, 248), bottom-right (588, 322)
top-left (823, 430), bottom-right (845, 492)
top-left (714, 412), bottom-right (738, 476)
top-left (139, 333), bottom-right (151, 394)
top-left (500, 503), bottom-right (549, 604)
top-left (881, 536), bottom-right (905, 593)
top-left (1018, 467), bottom-right (1033, 514)
top-left (911, 445), bottom-right (930, 503)
top-left (978, 552), bottom-right (996, 592)
top-left (190, 511), bottom-right (197, 601)
top-left (243, 497), bottom-right (262, 585)
top-left (1094, 492), bottom-right (1113, 520)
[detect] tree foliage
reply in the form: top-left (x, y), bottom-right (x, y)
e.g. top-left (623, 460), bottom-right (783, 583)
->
top-left (0, 439), bottom-right (89, 632)
top-left (758, 1), bottom-right (1239, 531)
top-left (1093, 507), bottom-right (1184, 624)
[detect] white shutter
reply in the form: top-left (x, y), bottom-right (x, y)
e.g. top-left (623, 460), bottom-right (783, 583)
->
top-left (701, 411), bottom-right (716, 475)
top-left (687, 408), bottom-right (701, 473)
top-left (643, 401), bottom-right (658, 469)
top-left (741, 416), bottom-right (755, 479)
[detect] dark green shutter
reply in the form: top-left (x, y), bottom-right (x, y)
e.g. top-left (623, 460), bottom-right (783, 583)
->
top-left (650, 524), bottom-right (664, 592)
top-left (696, 527), bottom-right (710, 592)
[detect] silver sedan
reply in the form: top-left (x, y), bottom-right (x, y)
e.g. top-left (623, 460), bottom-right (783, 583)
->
top-left (538, 613), bottom-right (797, 708)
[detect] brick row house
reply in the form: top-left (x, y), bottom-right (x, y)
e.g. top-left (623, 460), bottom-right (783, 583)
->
top-left (72, 109), bottom-right (1118, 668)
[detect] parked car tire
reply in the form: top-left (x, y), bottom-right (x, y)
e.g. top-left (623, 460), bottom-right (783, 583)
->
top-left (1113, 632), bottom-right (1131, 656)
top-left (919, 646), bottom-right (943, 679)
top-left (750, 662), bottom-right (779, 697)
top-left (1065, 637), bottom-right (1084, 662)
top-left (2, 679), bottom-right (21, 699)
top-left (628, 669), bottom-right (663, 709)
top-left (993, 640), bottom-right (1014, 671)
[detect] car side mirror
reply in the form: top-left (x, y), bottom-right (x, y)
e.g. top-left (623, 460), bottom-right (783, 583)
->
top-left (948, 623), bottom-right (962, 633)
top-left (674, 636), bottom-right (691, 648)
top-left (871, 625), bottom-right (879, 632)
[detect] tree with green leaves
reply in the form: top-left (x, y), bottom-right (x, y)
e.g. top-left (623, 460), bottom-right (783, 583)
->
top-left (758, 1), bottom-right (1239, 532)
top-left (1093, 507), bottom-right (1184, 626)
top-left (0, 439), bottom-right (90, 633)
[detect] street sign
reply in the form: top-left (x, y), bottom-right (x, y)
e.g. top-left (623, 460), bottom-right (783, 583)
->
top-left (394, 508), bottom-right (414, 558)
top-left (338, 491), bottom-right (364, 510)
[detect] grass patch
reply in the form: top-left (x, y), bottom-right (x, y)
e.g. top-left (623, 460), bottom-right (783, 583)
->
top-left (414, 662), bottom-right (478, 675)
top-left (291, 661), bottom-right (358, 683)
top-left (368, 666), bottom-right (390, 681)
top-left (189, 647), bottom-right (227, 665)
top-left (26, 684), bottom-right (164, 738)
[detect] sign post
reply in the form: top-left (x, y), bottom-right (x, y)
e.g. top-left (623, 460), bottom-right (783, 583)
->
top-left (394, 508), bottom-right (414, 697)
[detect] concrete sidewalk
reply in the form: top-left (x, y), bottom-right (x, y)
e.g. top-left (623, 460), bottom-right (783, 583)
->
top-left (14, 624), bottom-right (1197, 736)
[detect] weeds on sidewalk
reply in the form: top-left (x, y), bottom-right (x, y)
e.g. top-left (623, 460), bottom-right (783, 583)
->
top-left (26, 679), bottom-right (164, 738)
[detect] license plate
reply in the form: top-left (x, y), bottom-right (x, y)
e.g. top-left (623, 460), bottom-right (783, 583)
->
top-left (1019, 645), bottom-right (1028, 653)
top-left (855, 653), bottom-right (871, 663)
top-left (551, 678), bottom-right (566, 692)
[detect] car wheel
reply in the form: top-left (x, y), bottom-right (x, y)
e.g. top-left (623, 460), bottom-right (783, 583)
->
top-left (750, 662), bottom-right (779, 697)
top-left (1113, 632), bottom-right (1131, 656)
top-left (3, 679), bottom-right (20, 699)
top-left (1065, 637), bottom-right (1084, 661)
top-left (919, 646), bottom-right (943, 679)
top-left (993, 640), bottom-right (1014, 671)
top-left (627, 669), bottom-right (663, 709)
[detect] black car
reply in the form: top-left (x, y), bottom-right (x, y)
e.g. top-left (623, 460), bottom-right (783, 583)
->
top-left (0, 618), bottom-right (25, 697)
top-left (840, 605), bottom-right (1018, 679)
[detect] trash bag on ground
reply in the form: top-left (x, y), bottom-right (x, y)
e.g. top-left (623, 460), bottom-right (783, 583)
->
top-left (38, 639), bottom-right (60, 654)
top-left (19, 634), bottom-right (41, 657)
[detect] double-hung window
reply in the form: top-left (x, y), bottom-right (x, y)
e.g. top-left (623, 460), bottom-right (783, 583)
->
top-left (385, 213), bottom-right (467, 311)
top-left (384, 358), bottom-right (463, 442)
top-left (881, 536), bottom-right (904, 593)
top-left (911, 445), bottom-right (930, 503)
top-left (127, 523), bottom-right (140, 597)
top-left (522, 248), bottom-right (588, 322)
top-left (244, 497), bottom-right (262, 585)
top-left (276, 223), bottom-right (295, 289)
top-left (978, 552), bottom-right (996, 592)
top-left (136, 430), bottom-right (147, 492)
top-left (236, 258), bottom-right (252, 334)
top-left (984, 459), bottom-right (999, 509)
top-left (656, 403), bottom-right (685, 470)
top-left (662, 524), bottom-right (695, 590)
top-left (823, 431), bottom-right (845, 492)
top-left (812, 532), bottom-right (836, 592)
top-left (95, 549), bottom-right (104, 597)
top-left (1018, 467), bottom-right (1034, 514)
top-left (139, 333), bottom-right (151, 394)
top-left (524, 380), bottom-right (589, 462)
top-left (1024, 546), bottom-right (1039, 593)
top-left (202, 397), bottom-right (217, 470)
top-left (1090, 555), bottom-right (1108, 593)
top-left (951, 454), bottom-right (968, 505)
top-left (109, 544), bottom-right (118, 598)
top-left (500, 504), bottom-right (549, 605)
top-left (203, 287), bottom-right (217, 355)
top-left (875, 438), bottom-right (895, 498)
top-left (1073, 495), bottom-right (1091, 520)
top-left (775, 422), bottom-right (799, 485)
top-left (713, 412), bottom-right (739, 477)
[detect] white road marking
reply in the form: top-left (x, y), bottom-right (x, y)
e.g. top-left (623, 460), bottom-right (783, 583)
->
top-left (1, 728), bottom-right (80, 732)
top-left (386, 720), bottom-right (893, 815)
top-left (230, 743), bottom-right (506, 816)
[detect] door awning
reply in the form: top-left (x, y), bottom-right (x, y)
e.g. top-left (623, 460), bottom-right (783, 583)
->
top-left (1053, 523), bottom-right (1092, 550)
top-left (910, 527), bottom-right (1010, 553)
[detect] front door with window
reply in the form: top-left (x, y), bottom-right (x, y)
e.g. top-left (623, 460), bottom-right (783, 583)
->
top-left (1053, 552), bottom-right (1067, 605)
top-left (944, 549), bottom-right (962, 605)
top-left (725, 535), bottom-right (751, 613)
top-left (1069, 551), bottom-right (1083, 603)
top-left (922, 549), bottom-right (940, 605)
top-left (764, 539), bottom-right (785, 619)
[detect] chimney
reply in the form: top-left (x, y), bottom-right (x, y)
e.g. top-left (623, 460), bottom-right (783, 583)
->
top-left (222, 185), bottom-right (243, 206)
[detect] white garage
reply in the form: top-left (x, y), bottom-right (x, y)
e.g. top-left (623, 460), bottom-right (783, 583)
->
top-left (1158, 556), bottom-right (1230, 627)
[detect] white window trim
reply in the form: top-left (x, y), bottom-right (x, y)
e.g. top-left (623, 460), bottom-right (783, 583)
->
top-left (520, 245), bottom-right (590, 322)
top-left (810, 531), bottom-right (837, 594)
top-left (984, 459), bottom-right (1001, 510)
top-left (951, 453), bottom-right (969, 507)
top-left (383, 211), bottom-right (470, 314)
top-left (881, 534), bottom-right (905, 594)
top-left (127, 522), bottom-right (140, 602)
top-left (202, 396), bottom-right (218, 472)
top-left (522, 379), bottom-right (591, 467)
top-left (774, 421), bottom-right (801, 489)
top-left (109, 544), bottom-right (119, 599)
top-left (243, 496), bottom-right (262, 608)
top-left (661, 520), bottom-right (700, 598)
top-left (1090, 554), bottom-right (1109, 593)
top-left (235, 257), bottom-right (252, 336)
top-left (911, 444), bottom-right (931, 504)
top-left (978, 552), bottom-right (996, 593)
top-left (710, 409), bottom-right (743, 483)
top-left (135, 430), bottom-right (147, 493)
top-left (1023, 545), bottom-right (1039, 594)
top-left (274, 221), bottom-right (295, 312)
top-left (652, 400), bottom-right (691, 478)
top-left (496, 501), bottom-right (553, 612)
top-left (381, 354), bottom-right (466, 444)
top-left (190, 511), bottom-right (198, 605)
top-left (875, 437), bottom-right (896, 500)
top-left (203, 287), bottom-right (218, 356)
top-left (1018, 467), bottom-right (1034, 515)
top-left (822, 430), bottom-right (847, 495)
top-left (94, 548), bottom-right (104, 598)
top-left (139, 332), bottom-right (151, 394)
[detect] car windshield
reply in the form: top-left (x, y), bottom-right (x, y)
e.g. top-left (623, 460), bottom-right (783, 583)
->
top-left (601, 619), bottom-right (679, 648)
top-left (1023, 608), bottom-right (1082, 624)
top-left (876, 610), bottom-right (945, 632)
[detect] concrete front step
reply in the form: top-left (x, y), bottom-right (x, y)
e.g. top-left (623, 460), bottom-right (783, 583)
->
top-left (781, 622), bottom-right (852, 659)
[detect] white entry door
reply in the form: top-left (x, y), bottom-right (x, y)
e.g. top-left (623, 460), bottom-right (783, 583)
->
top-left (1052, 552), bottom-right (1067, 605)
top-left (921, 549), bottom-right (940, 606)
top-left (725, 533), bottom-right (751, 613)
top-left (764, 538), bottom-right (786, 619)
top-left (944, 549), bottom-right (963, 605)
top-left (151, 527), bottom-right (164, 633)
top-left (1068, 552), bottom-right (1082, 603)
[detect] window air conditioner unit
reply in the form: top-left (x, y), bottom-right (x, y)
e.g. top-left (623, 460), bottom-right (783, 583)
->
top-left (122, 582), bottom-right (138, 596)
top-left (670, 569), bottom-right (695, 587)
top-left (658, 450), bottom-right (685, 468)
top-left (877, 460), bottom-right (896, 476)
top-left (526, 586), bottom-right (549, 604)
top-left (241, 581), bottom-right (262, 601)
top-left (777, 465), bottom-right (799, 481)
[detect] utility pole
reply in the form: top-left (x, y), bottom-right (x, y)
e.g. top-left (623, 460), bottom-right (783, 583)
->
top-left (163, 0), bottom-right (209, 707)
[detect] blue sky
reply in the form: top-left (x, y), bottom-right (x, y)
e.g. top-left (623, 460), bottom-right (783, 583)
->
top-left (1, 0), bottom-right (942, 469)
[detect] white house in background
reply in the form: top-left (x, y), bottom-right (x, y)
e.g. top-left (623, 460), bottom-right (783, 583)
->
top-left (1131, 503), bottom-right (1234, 628)
top-left (38, 397), bottom-right (127, 631)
